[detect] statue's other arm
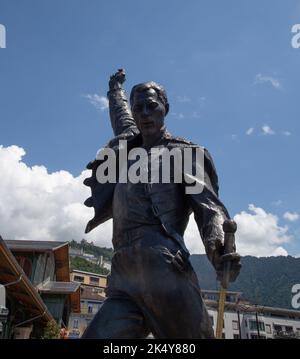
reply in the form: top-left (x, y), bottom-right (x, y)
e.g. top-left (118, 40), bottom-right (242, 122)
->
top-left (107, 69), bottom-right (138, 136)
top-left (186, 148), bottom-right (241, 282)
top-left (187, 148), bottom-right (230, 257)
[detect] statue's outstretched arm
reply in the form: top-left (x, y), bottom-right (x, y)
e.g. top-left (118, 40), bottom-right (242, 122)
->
top-left (107, 69), bottom-right (138, 136)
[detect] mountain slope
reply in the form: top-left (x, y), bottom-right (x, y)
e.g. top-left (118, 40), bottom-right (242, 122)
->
top-left (190, 254), bottom-right (300, 309)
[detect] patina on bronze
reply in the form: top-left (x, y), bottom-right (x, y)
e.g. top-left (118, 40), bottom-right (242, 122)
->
top-left (82, 69), bottom-right (241, 339)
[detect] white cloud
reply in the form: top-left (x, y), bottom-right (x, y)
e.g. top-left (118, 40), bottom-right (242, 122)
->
top-left (184, 216), bottom-right (206, 255)
top-left (0, 145), bottom-right (112, 247)
top-left (246, 127), bottom-right (254, 135)
top-left (171, 112), bottom-right (185, 120)
top-left (262, 125), bottom-right (275, 135)
top-left (233, 204), bottom-right (291, 257)
top-left (184, 204), bottom-right (292, 257)
top-left (83, 94), bottom-right (108, 111)
top-left (254, 74), bottom-right (281, 89)
top-left (177, 95), bottom-right (191, 103)
top-left (282, 131), bottom-right (291, 136)
top-left (246, 127), bottom-right (291, 137)
top-left (0, 146), bottom-right (294, 258)
top-left (283, 211), bottom-right (299, 222)
top-left (0, 144), bottom-right (212, 255)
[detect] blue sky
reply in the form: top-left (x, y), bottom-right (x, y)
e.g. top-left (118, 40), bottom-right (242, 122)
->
top-left (0, 0), bottom-right (300, 256)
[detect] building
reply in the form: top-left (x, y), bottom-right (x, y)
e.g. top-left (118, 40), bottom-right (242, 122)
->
top-left (100, 256), bottom-right (111, 271)
top-left (70, 269), bottom-right (107, 290)
top-left (203, 290), bottom-right (300, 339)
top-left (68, 286), bottom-right (106, 338)
top-left (0, 237), bottom-right (80, 339)
top-left (68, 269), bottom-right (107, 338)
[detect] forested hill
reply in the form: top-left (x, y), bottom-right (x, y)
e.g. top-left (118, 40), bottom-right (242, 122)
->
top-left (69, 239), bottom-right (113, 261)
top-left (190, 254), bottom-right (300, 310)
top-left (69, 239), bottom-right (300, 310)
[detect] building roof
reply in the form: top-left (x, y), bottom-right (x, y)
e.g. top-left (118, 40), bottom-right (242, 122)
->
top-left (5, 240), bottom-right (68, 252)
top-left (0, 236), bottom-right (54, 324)
top-left (5, 239), bottom-right (70, 282)
top-left (38, 281), bottom-right (81, 313)
top-left (38, 281), bottom-right (80, 294)
top-left (205, 299), bottom-right (300, 319)
top-left (80, 286), bottom-right (106, 302)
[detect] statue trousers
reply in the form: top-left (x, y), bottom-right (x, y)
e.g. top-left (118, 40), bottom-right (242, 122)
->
top-left (82, 225), bottom-right (215, 339)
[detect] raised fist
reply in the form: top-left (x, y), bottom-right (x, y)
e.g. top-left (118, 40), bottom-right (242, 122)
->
top-left (109, 68), bottom-right (126, 90)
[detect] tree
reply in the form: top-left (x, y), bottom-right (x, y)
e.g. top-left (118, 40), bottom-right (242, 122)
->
top-left (41, 320), bottom-right (61, 339)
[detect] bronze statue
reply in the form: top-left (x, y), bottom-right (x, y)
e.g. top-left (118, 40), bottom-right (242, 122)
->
top-left (82, 69), bottom-right (241, 339)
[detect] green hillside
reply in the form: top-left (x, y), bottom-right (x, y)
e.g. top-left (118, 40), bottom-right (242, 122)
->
top-left (190, 254), bottom-right (300, 309)
top-left (68, 240), bottom-right (300, 310)
top-left (70, 256), bottom-right (110, 275)
top-left (69, 239), bottom-right (113, 275)
top-left (69, 239), bottom-right (113, 261)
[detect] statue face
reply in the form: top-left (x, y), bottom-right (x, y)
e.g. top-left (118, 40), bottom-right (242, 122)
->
top-left (131, 88), bottom-right (166, 138)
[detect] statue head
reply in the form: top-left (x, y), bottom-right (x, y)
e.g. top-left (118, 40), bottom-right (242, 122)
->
top-left (130, 82), bottom-right (169, 115)
top-left (130, 82), bottom-right (169, 138)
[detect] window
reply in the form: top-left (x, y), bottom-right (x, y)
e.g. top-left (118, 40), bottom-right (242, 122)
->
top-left (81, 302), bottom-right (87, 310)
top-left (249, 320), bottom-right (255, 330)
top-left (74, 275), bottom-right (84, 282)
top-left (89, 276), bottom-right (99, 284)
top-left (73, 319), bottom-right (79, 329)
top-left (273, 324), bottom-right (282, 332)
top-left (259, 321), bottom-right (265, 332)
top-left (265, 324), bottom-right (271, 334)
top-left (233, 334), bottom-right (240, 339)
top-left (249, 320), bottom-right (265, 332)
top-left (232, 320), bottom-right (239, 330)
top-left (285, 326), bottom-right (293, 333)
top-left (88, 306), bottom-right (93, 314)
top-left (226, 295), bottom-right (235, 303)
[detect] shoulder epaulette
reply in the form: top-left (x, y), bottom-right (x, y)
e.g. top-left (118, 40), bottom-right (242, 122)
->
top-left (168, 136), bottom-right (198, 147)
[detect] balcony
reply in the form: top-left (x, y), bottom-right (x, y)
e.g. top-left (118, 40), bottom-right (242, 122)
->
top-left (273, 330), bottom-right (300, 339)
